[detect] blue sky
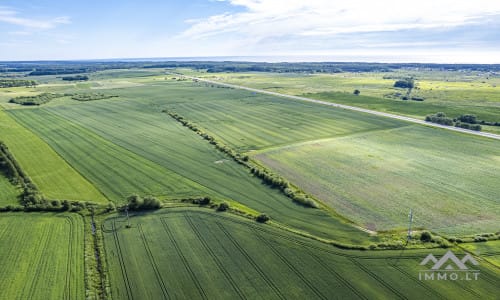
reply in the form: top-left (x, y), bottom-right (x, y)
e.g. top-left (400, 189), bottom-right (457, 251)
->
top-left (1, 0), bottom-right (500, 62)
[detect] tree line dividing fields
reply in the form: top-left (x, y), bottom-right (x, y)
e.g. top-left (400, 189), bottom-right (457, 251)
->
top-left (0, 213), bottom-right (85, 300)
top-left (33, 96), bottom-right (374, 245)
top-left (102, 208), bottom-right (500, 300)
top-left (109, 80), bottom-right (499, 236)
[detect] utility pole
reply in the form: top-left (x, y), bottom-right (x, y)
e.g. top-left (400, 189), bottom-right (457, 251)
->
top-left (407, 208), bottom-right (413, 242)
top-left (125, 204), bottom-right (131, 228)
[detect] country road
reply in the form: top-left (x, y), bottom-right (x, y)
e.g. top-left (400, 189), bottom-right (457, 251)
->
top-left (174, 73), bottom-right (500, 141)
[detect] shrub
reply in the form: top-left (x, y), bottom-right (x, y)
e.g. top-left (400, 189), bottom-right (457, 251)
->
top-left (420, 231), bottom-right (432, 242)
top-left (256, 214), bottom-right (270, 223)
top-left (353, 89), bottom-right (360, 95)
top-left (217, 202), bottom-right (229, 212)
top-left (474, 236), bottom-right (487, 242)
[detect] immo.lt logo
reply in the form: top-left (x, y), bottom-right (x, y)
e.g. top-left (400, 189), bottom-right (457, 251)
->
top-left (419, 250), bottom-right (480, 281)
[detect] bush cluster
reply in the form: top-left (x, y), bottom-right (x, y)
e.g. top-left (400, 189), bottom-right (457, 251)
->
top-left (126, 194), bottom-right (161, 210)
top-left (425, 112), bottom-right (454, 126)
top-left (71, 93), bottom-right (118, 101)
top-left (62, 75), bottom-right (89, 81)
top-left (426, 112), bottom-right (484, 131)
top-left (9, 93), bottom-right (63, 106)
top-left (394, 78), bottom-right (415, 89)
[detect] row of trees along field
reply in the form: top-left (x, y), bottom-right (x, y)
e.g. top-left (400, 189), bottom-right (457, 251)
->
top-left (425, 112), bottom-right (483, 131)
top-left (0, 79), bottom-right (37, 88)
top-left (165, 110), bottom-right (319, 208)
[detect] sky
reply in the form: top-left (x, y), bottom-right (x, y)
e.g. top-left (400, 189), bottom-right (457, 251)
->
top-left (1, 0), bottom-right (500, 62)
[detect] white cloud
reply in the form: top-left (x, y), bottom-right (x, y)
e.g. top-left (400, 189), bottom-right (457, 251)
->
top-left (0, 8), bottom-right (70, 30)
top-left (181, 0), bottom-right (500, 39)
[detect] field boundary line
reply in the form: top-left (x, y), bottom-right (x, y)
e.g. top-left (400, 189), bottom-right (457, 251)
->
top-left (137, 224), bottom-right (170, 300)
top-left (160, 217), bottom-right (208, 300)
top-left (177, 74), bottom-right (500, 141)
top-left (185, 213), bottom-right (247, 300)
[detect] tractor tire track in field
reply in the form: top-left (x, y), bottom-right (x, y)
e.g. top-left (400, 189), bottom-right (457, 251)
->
top-left (179, 74), bottom-right (500, 141)
top-left (215, 221), bottom-right (287, 300)
top-left (253, 228), bottom-right (328, 300)
top-left (185, 213), bottom-right (247, 300)
top-left (160, 217), bottom-right (208, 300)
top-left (25, 224), bottom-right (55, 300)
top-left (306, 250), bottom-right (367, 300)
top-left (389, 262), bottom-right (446, 300)
top-left (176, 210), bottom-right (421, 260)
top-left (63, 216), bottom-right (74, 300)
top-left (111, 220), bottom-right (133, 300)
top-left (350, 258), bottom-right (408, 300)
top-left (137, 224), bottom-right (170, 300)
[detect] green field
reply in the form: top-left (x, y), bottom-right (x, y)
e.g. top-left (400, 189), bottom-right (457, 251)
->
top-left (255, 125), bottom-right (500, 234)
top-left (6, 85), bottom-right (374, 244)
top-left (1, 67), bottom-right (499, 299)
top-left (460, 240), bottom-right (500, 268)
top-left (0, 213), bottom-right (85, 299)
top-left (103, 208), bottom-right (500, 300)
top-left (0, 173), bottom-right (19, 206)
top-left (186, 70), bottom-right (500, 130)
top-left (0, 109), bottom-right (108, 203)
top-left (8, 108), bottom-right (209, 203)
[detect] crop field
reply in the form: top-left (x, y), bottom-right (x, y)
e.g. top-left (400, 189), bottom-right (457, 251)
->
top-left (0, 173), bottom-right (19, 206)
top-left (187, 71), bottom-right (500, 131)
top-left (8, 109), bottom-right (209, 203)
top-left (255, 125), bottom-right (500, 234)
top-left (1, 66), bottom-right (499, 299)
top-left (460, 240), bottom-right (500, 268)
top-left (0, 213), bottom-right (85, 299)
top-left (103, 208), bottom-right (500, 300)
top-left (5, 84), bottom-right (374, 244)
top-left (0, 109), bottom-right (107, 203)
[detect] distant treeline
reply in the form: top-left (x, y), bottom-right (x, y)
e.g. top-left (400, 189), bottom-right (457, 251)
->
top-left (62, 75), bottom-right (89, 81)
top-left (0, 79), bottom-right (37, 88)
top-left (1, 61), bottom-right (500, 76)
top-left (71, 93), bottom-right (118, 101)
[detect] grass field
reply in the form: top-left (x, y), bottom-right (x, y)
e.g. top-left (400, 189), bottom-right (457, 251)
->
top-left (5, 86), bottom-right (373, 244)
top-left (102, 208), bottom-right (500, 300)
top-left (185, 70), bottom-right (500, 129)
top-left (8, 108), bottom-right (209, 203)
top-left (0, 213), bottom-right (85, 300)
top-left (0, 109), bottom-right (108, 203)
top-left (460, 240), bottom-right (500, 268)
top-left (254, 125), bottom-right (500, 234)
top-left (0, 173), bottom-right (19, 206)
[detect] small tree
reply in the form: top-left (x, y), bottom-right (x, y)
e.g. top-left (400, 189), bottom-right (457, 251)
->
top-left (256, 214), bottom-right (270, 223)
top-left (420, 231), bottom-right (432, 242)
top-left (217, 202), bottom-right (229, 212)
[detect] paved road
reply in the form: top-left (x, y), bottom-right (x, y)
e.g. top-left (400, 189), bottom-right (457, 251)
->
top-left (174, 73), bottom-right (500, 141)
